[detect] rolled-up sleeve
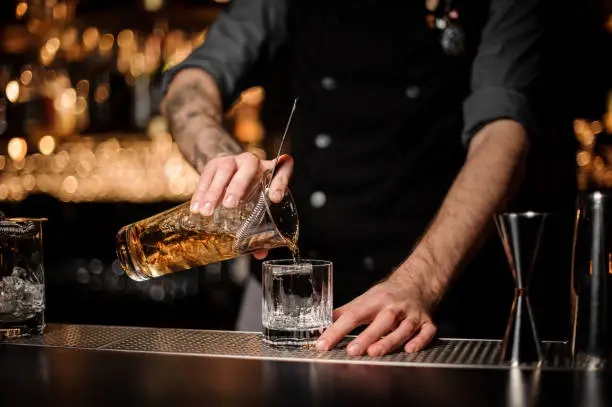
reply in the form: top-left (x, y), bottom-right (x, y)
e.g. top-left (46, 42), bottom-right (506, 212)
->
top-left (461, 0), bottom-right (541, 146)
top-left (161, 0), bottom-right (288, 109)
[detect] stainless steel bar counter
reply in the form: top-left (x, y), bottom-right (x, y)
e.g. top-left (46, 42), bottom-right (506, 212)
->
top-left (1, 324), bottom-right (611, 406)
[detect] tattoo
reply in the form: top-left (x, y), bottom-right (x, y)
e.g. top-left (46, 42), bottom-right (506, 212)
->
top-left (164, 81), bottom-right (241, 172)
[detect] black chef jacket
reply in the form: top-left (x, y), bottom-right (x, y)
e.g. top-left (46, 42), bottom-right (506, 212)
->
top-left (163, 0), bottom-right (540, 337)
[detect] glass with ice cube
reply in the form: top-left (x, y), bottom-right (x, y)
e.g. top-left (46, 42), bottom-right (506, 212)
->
top-left (0, 218), bottom-right (46, 338)
top-left (262, 260), bottom-right (333, 346)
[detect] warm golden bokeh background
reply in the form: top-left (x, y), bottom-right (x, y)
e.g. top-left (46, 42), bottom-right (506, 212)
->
top-left (0, 0), bottom-right (267, 204)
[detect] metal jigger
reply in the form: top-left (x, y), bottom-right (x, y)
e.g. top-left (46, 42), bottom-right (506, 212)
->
top-left (495, 212), bottom-right (548, 366)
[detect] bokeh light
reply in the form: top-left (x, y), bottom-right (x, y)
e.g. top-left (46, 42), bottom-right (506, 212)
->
top-left (94, 84), bottom-right (110, 103)
top-left (6, 81), bottom-right (20, 103)
top-left (60, 88), bottom-right (77, 109)
top-left (39, 135), bottom-right (56, 155)
top-left (144, 0), bottom-right (164, 12)
top-left (118, 30), bottom-right (135, 48)
top-left (62, 175), bottom-right (78, 194)
top-left (45, 37), bottom-right (61, 54)
top-left (8, 138), bottom-right (28, 161)
top-left (53, 3), bottom-right (68, 20)
top-left (20, 70), bottom-right (33, 86)
top-left (76, 79), bottom-right (90, 96)
top-left (82, 27), bottom-right (100, 51)
top-left (15, 2), bottom-right (28, 19)
top-left (99, 34), bottom-right (115, 52)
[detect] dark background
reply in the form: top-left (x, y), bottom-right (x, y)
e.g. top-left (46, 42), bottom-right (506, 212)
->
top-left (0, 0), bottom-right (611, 340)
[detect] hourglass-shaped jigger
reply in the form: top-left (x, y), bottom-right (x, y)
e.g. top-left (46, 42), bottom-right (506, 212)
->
top-left (495, 212), bottom-right (548, 366)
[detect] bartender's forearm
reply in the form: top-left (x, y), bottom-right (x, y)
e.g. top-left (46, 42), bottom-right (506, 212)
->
top-left (162, 68), bottom-right (241, 173)
top-left (392, 119), bottom-right (529, 307)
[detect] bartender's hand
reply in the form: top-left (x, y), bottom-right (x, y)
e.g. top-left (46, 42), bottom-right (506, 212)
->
top-left (190, 153), bottom-right (293, 259)
top-left (191, 152), bottom-right (293, 260)
top-left (190, 152), bottom-right (294, 216)
top-left (315, 276), bottom-right (437, 356)
top-left (163, 68), bottom-right (294, 224)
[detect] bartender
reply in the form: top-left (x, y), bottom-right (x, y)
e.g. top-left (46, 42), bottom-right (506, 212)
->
top-left (162, 0), bottom-right (540, 357)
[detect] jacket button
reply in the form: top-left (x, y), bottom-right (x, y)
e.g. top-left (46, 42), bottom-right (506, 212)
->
top-left (363, 256), bottom-right (375, 271)
top-left (310, 191), bottom-right (327, 208)
top-left (321, 76), bottom-right (337, 90)
top-left (314, 134), bottom-right (332, 149)
top-left (405, 85), bottom-right (420, 99)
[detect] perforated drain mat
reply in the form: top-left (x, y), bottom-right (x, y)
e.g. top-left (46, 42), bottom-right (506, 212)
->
top-left (2, 324), bottom-right (575, 370)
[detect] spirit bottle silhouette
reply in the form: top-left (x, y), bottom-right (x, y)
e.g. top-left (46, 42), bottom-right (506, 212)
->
top-left (495, 212), bottom-right (548, 366)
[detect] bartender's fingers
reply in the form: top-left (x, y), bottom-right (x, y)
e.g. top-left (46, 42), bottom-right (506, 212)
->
top-left (403, 322), bottom-right (437, 353)
top-left (366, 318), bottom-right (419, 357)
top-left (316, 307), bottom-right (372, 351)
top-left (346, 309), bottom-right (400, 356)
top-left (331, 298), bottom-right (361, 321)
top-left (268, 155), bottom-right (294, 203)
top-left (332, 307), bottom-right (347, 321)
top-left (191, 163), bottom-right (217, 213)
top-left (253, 250), bottom-right (268, 260)
top-left (223, 153), bottom-right (260, 208)
top-left (200, 158), bottom-right (237, 216)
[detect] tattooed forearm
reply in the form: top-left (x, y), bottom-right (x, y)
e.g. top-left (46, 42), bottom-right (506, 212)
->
top-left (164, 80), bottom-right (241, 173)
top-left (165, 81), bottom-right (221, 129)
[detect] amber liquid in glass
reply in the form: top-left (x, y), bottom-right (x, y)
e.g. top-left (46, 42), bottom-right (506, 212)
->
top-left (117, 225), bottom-right (236, 279)
top-left (117, 209), bottom-right (298, 280)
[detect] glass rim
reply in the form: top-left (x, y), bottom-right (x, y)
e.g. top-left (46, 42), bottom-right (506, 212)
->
top-left (2, 218), bottom-right (48, 222)
top-left (263, 259), bottom-right (332, 267)
top-left (497, 211), bottom-right (548, 219)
